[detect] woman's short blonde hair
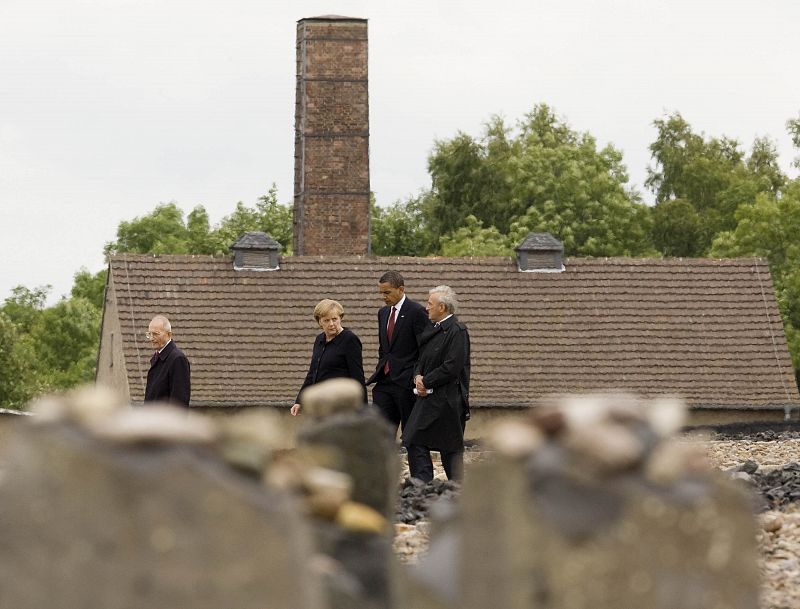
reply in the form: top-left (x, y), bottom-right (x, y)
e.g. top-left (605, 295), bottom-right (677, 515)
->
top-left (313, 298), bottom-right (345, 323)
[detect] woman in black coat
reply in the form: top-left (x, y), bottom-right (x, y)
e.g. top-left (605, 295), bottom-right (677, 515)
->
top-left (291, 299), bottom-right (366, 415)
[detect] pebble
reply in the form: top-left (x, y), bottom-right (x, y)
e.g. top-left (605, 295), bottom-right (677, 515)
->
top-left (87, 404), bottom-right (218, 445)
top-left (484, 419), bottom-right (543, 458)
top-left (216, 409), bottom-right (288, 472)
top-left (762, 512), bottom-right (784, 532)
top-left (336, 501), bottom-right (387, 534)
top-left (300, 378), bottom-right (363, 419)
top-left (644, 397), bottom-right (687, 437)
top-left (563, 421), bottom-right (646, 473)
top-left (301, 467), bottom-right (353, 520)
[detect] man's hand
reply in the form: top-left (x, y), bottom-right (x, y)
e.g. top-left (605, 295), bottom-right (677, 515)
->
top-left (414, 374), bottom-right (428, 397)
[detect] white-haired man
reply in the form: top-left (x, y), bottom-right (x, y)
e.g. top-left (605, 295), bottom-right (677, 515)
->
top-left (144, 315), bottom-right (191, 406)
top-left (402, 285), bottom-right (470, 481)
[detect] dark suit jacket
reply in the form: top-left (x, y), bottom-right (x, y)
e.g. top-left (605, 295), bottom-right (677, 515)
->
top-left (144, 340), bottom-right (191, 406)
top-left (366, 297), bottom-right (429, 389)
top-left (296, 328), bottom-right (367, 404)
top-left (402, 315), bottom-right (470, 453)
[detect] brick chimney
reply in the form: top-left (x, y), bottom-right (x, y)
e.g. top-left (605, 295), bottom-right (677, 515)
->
top-left (293, 16), bottom-right (370, 256)
top-left (515, 233), bottom-right (565, 272)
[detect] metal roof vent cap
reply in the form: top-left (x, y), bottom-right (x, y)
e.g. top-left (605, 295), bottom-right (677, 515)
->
top-left (515, 232), bottom-right (565, 272)
top-left (230, 232), bottom-right (281, 271)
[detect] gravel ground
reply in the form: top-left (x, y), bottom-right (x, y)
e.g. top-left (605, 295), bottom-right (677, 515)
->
top-left (393, 434), bottom-right (800, 609)
top-left (705, 434), bottom-right (800, 609)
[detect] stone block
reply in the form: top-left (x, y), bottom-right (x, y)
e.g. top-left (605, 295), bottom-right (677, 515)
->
top-left (460, 459), bottom-right (540, 609)
top-left (314, 523), bottom-right (400, 609)
top-left (0, 422), bottom-right (324, 609)
top-left (458, 428), bottom-right (760, 609)
top-left (298, 409), bottom-right (398, 519)
top-left (298, 408), bottom-right (400, 608)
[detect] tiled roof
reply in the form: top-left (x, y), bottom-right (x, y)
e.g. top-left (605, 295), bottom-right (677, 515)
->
top-left (230, 232), bottom-right (280, 251)
top-left (299, 15), bottom-right (368, 24)
top-left (516, 232), bottom-right (564, 252)
top-left (105, 254), bottom-right (800, 409)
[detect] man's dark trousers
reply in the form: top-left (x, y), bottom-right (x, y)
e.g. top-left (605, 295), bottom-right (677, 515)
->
top-left (372, 378), bottom-right (416, 432)
top-left (407, 445), bottom-right (463, 482)
top-left (367, 297), bottom-right (428, 433)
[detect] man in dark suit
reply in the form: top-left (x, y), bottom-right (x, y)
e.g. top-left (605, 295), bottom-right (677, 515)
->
top-left (144, 315), bottom-right (191, 407)
top-left (402, 285), bottom-right (470, 481)
top-left (367, 271), bottom-right (429, 433)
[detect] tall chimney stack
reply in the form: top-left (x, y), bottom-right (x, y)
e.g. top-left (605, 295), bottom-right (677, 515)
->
top-left (293, 16), bottom-right (370, 256)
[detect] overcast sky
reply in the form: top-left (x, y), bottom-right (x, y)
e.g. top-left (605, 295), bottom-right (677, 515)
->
top-left (1, 0), bottom-right (799, 304)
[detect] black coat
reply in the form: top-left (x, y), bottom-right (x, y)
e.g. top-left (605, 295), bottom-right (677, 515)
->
top-left (296, 328), bottom-right (367, 404)
top-left (366, 297), bottom-right (430, 388)
top-left (144, 340), bottom-right (191, 406)
top-left (402, 315), bottom-right (470, 453)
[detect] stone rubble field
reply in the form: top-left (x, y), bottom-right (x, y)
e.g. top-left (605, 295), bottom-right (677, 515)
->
top-left (706, 432), bottom-right (800, 609)
top-left (394, 432), bottom-right (800, 609)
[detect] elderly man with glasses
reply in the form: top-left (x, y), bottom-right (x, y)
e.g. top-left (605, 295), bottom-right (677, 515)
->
top-left (143, 315), bottom-right (191, 407)
top-left (402, 285), bottom-right (470, 482)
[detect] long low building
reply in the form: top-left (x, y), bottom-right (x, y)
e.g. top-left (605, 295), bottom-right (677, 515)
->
top-left (96, 233), bottom-right (800, 422)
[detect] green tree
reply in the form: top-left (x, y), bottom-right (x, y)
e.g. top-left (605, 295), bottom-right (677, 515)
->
top-left (1, 284), bottom-right (102, 401)
top-left (650, 198), bottom-right (704, 257)
top-left (710, 182), bottom-right (800, 366)
top-left (2, 285), bottom-right (49, 334)
top-left (209, 201), bottom-right (262, 252)
top-left (72, 268), bottom-right (107, 309)
top-left (210, 185), bottom-right (293, 255)
top-left (105, 185), bottom-right (293, 257)
top-left (186, 206), bottom-right (216, 254)
top-left (371, 193), bottom-right (438, 256)
top-left (0, 312), bottom-right (38, 409)
top-left (105, 202), bottom-right (191, 256)
top-left (255, 185), bottom-right (293, 253)
top-left (647, 112), bottom-right (785, 256)
top-left (427, 127), bottom-right (509, 240)
top-left (748, 136), bottom-right (786, 194)
top-left (439, 215), bottom-right (512, 256)
top-left (788, 114), bottom-right (800, 169)
top-left (31, 297), bottom-right (101, 388)
top-left (426, 104), bottom-right (654, 256)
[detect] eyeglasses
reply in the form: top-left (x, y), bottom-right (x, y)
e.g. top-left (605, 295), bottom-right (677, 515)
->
top-left (145, 331), bottom-right (166, 339)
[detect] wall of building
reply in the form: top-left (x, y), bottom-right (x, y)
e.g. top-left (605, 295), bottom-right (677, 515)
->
top-left (96, 272), bottom-right (131, 402)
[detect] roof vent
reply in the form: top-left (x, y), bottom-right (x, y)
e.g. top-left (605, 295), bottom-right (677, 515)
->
top-left (515, 232), bottom-right (565, 272)
top-left (230, 232), bottom-right (281, 271)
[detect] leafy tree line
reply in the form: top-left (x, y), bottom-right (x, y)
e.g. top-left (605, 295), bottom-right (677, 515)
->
top-left (0, 274), bottom-right (104, 408)
top-left (105, 184), bottom-right (293, 257)
top-left (3, 104), bottom-right (800, 408)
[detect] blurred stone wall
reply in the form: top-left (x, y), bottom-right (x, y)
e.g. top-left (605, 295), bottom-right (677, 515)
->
top-left (0, 387), bottom-right (760, 609)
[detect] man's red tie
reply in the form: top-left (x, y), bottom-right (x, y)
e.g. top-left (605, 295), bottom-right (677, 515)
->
top-left (383, 306), bottom-right (396, 374)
